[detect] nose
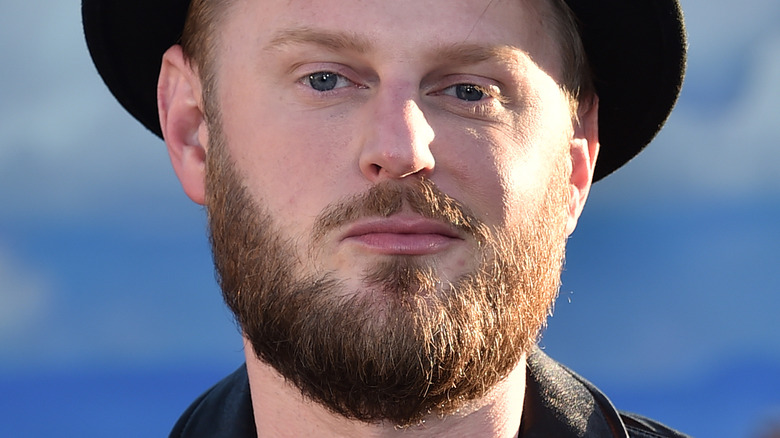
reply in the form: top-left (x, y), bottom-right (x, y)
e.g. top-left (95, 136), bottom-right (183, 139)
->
top-left (358, 88), bottom-right (436, 182)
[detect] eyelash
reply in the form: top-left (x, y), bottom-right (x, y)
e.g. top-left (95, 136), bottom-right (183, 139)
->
top-left (297, 70), bottom-right (507, 110)
top-left (439, 83), bottom-right (502, 103)
top-left (301, 71), bottom-right (360, 92)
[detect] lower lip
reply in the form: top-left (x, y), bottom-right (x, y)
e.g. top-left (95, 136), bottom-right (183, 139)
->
top-left (346, 233), bottom-right (458, 255)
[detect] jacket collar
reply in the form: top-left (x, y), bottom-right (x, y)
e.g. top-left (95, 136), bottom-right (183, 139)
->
top-left (521, 348), bottom-right (628, 437)
top-left (170, 348), bottom-right (628, 437)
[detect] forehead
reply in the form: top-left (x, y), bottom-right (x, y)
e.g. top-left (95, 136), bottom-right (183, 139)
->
top-left (215, 0), bottom-right (562, 77)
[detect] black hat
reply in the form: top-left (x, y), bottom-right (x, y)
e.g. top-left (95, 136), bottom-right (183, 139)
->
top-left (82, 0), bottom-right (686, 181)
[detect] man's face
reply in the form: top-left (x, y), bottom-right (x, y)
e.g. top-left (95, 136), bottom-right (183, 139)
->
top-left (210, 0), bottom-right (576, 290)
top-left (182, 0), bottom-right (591, 427)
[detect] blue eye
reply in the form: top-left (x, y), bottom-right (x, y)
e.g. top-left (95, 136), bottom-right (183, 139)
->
top-left (443, 84), bottom-right (486, 101)
top-left (307, 72), bottom-right (350, 92)
top-left (456, 84), bottom-right (485, 101)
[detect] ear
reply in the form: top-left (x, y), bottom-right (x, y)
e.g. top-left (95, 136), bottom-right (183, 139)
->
top-left (566, 95), bottom-right (600, 236)
top-left (158, 44), bottom-right (208, 205)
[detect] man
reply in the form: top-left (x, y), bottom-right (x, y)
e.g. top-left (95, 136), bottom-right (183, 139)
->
top-left (82, 0), bottom-right (687, 436)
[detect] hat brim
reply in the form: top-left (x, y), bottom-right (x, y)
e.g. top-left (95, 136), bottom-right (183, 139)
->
top-left (82, 0), bottom-right (686, 181)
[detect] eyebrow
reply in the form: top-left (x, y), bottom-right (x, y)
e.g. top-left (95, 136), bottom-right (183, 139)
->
top-left (429, 44), bottom-right (522, 67)
top-left (264, 27), bottom-right (524, 66)
top-left (265, 27), bottom-right (374, 54)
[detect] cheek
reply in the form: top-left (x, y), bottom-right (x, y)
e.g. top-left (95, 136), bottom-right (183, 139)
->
top-left (433, 124), bottom-right (526, 227)
top-left (439, 113), bottom-right (565, 228)
top-left (220, 106), bottom-right (358, 239)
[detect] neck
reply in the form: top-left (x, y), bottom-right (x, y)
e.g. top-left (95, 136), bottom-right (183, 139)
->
top-left (243, 338), bottom-right (525, 438)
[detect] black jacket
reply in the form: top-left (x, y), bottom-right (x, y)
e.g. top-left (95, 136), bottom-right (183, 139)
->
top-left (170, 349), bottom-right (689, 437)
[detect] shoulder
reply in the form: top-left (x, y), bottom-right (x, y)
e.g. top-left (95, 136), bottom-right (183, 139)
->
top-left (524, 348), bottom-right (690, 438)
top-left (620, 412), bottom-right (690, 438)
top-left (169, 364), bottom-right (256, 438)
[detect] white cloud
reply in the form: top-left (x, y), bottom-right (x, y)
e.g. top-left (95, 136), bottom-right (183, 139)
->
top-left (682, 0), bottom-right (780, 60)
top-left (610, 31), bottom-right (780, 199)
top-left (0, 246), bottom-right (51, 340)
top-left (0, 0), bottom-right (179, 220)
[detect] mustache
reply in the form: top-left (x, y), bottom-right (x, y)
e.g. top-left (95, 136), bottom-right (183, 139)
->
top-left (311, 179), bottom-right (487, 242)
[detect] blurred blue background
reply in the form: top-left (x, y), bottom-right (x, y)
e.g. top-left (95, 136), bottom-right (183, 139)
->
top-left (1, 0), bottom-right (778, 436)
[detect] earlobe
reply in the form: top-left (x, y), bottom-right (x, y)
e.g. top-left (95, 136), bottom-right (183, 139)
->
top-left (158, 44), bottom-right (208, 205)
top-left (566, 95), bottom-right (600, 236)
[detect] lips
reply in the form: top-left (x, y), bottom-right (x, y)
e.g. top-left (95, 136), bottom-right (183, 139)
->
top-left (340, 214), bottom-right (464, 255)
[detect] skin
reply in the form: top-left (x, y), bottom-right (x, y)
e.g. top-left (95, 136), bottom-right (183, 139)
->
top-left (157, 0), bottom-right (599, 436)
